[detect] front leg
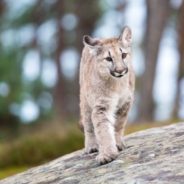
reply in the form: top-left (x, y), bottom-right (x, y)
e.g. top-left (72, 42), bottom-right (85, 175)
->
top-left (92, 104), bottom-right (118, 165)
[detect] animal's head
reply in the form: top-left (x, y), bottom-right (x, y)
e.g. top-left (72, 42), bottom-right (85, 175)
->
top-left (83, 26), bottom-right (132, 79)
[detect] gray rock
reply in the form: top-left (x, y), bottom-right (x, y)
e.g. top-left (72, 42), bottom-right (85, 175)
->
top-left (1, 123), bottom-right (184, 184)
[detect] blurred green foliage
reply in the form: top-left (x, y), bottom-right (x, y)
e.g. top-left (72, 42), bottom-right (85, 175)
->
top-left (0, 0), bottom-right (102, 127)
top-left (0, 0), bottom-right (183, 180)
top-left (0, 124), bottom-right (83, 169)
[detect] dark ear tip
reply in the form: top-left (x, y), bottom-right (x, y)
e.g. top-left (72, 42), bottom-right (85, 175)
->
top-left (83, 35), bottom-right (88, 41)
top-left (83, 35), bottom-right (90, 44)
top-left (83, 35), bottom-right (101, 47)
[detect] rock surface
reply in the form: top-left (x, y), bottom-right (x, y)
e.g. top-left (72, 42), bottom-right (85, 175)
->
top-left (1, 123), bottom-right (184, 184)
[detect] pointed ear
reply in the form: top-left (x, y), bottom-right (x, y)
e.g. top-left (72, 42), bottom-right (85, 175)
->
top-left (83, 35), bottom-right (102, 54)
top-left (119, 26), bottom-right (132, 47)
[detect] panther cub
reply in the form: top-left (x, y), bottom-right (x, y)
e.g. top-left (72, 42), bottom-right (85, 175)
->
top-left (79, 26), bottom-right (135, 164)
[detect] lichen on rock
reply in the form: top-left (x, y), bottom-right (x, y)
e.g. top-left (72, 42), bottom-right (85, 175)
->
top-left (1, 123), bottom-right (184, 184)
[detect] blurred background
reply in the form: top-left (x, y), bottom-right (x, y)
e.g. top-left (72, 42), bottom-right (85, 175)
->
top-left (0, 0), bottom-right (184, 179)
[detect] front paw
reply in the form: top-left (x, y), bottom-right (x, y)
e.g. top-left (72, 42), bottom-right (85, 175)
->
top-left (84, 144), bottom-right (98, 154)
top-left (96, 149), bottom-right (118, 165)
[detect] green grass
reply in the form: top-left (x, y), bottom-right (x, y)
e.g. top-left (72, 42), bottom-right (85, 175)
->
top-left (125, 121), bottom-right (175, 135)
top-left (0, 166), bottom-right (29, 180)
top-left (0, 123), bottom-right (84, 173)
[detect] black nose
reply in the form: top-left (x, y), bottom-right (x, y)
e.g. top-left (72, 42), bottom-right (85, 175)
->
top-left (115, 67), bottom-right (128, 74)
top-left (115, 68), bottom-right (123, 74)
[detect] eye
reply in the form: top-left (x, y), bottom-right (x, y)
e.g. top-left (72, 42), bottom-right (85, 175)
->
top-left (105, 57), bottom-right (113, 62)
top-left (122, 53), bottom-right (127, 59)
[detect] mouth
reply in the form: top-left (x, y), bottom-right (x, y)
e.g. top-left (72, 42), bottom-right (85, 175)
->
top-left (110, 72), bottom-right (123, 78)
top-left (110, 70), bottom-right (127, 78)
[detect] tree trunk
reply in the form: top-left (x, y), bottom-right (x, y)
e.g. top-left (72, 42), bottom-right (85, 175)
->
top-left (173, 1), bottom-right (184, 118)
top-left (137, 0), bottom-right (171, 122)
top-left (52, 1), bottom-right (69, 121)
top-left (0, 0), bottom-right (5, 15)
top-left (53, 22), bottom-right (69, 121)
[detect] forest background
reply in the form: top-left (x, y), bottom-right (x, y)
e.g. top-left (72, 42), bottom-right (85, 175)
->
top-left (0, 0), bottom-right (183, 179)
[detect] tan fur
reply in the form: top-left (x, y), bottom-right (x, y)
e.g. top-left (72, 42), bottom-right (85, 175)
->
top-left (79, 27), bottom-right (135, 164)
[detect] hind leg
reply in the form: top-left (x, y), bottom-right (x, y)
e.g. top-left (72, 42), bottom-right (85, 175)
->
top-left (80, 100), bottom-right (98, 154)
top-left (115, 120), bottom-right (127, 151)
top-left (115, 102), bottom-right (131, 151)
top-left (84, 119), bottom-right (98, 154)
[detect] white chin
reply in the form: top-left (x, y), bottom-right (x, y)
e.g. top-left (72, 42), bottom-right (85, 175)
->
top-left (114, 72), bottom-right (121, 77)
